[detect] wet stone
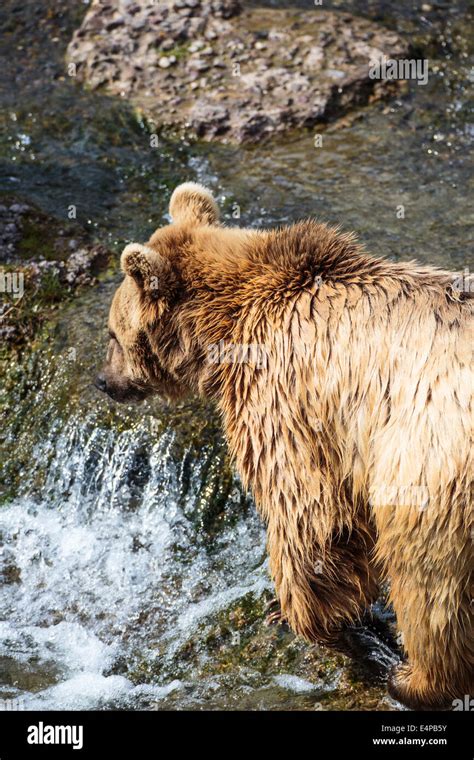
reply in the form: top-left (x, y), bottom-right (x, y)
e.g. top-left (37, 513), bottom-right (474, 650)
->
top-left (66, 0), bottom-right (409, 143)
top-left (0, 197), bottom-right (110, 347)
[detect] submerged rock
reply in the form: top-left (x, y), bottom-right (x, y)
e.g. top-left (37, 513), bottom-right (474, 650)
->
top-left (0, 198), bottom-right (110, 347)
top-left (67, 0), bottom-right (409, 143)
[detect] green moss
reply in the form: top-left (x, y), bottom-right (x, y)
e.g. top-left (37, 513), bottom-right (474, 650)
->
top-left (156, 42), bottom-right (190, 62)
top-left (16, 216), bottom-right (60, 261)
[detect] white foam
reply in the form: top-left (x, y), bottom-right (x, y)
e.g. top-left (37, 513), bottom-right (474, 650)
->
top-left (26, 674), bottom-right (134, 711)
top-left (0, 416), bottom-right (267, 709)
top-left (273, 674), bottom-right (321, 694)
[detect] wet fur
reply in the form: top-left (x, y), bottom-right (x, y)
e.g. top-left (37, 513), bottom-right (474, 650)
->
top-left (99, 183), bottom-right (474, 709)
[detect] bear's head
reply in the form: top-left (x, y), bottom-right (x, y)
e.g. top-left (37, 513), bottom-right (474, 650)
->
top-left (95, 182), bottom-right (220, 403)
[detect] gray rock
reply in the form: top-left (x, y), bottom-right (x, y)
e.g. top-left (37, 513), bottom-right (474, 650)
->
top-left (162, 37), bottom-right (176, 50)
top-left (67, 0), bottom-right (409, 143)
top-left (188, 99), bottom-right (230, 137)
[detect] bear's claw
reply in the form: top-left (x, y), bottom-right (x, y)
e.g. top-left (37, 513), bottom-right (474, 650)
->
top-left (264, 598), bottom-right (287, 627)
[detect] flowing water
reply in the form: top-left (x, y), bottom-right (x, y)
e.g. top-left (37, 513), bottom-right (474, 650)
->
top-left (0, 0), bottom-right (472, 710)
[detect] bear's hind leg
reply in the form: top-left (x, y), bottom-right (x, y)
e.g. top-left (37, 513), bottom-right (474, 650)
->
top-left (378, 520), bottom-right (474, 709)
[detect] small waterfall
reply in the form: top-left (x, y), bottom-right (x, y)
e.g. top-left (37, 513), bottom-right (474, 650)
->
top-left (0, 407), bottom-right (268, 710)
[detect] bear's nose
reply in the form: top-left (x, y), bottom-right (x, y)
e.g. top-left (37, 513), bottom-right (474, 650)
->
top-left (94, 373), bottom-right (107, 393)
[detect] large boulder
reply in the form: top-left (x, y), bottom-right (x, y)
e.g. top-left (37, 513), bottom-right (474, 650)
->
top-left (67, 0), bottom-right (409, 143)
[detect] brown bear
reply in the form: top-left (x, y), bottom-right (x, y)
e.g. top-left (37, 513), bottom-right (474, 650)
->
top-left (96, 182), bottom-right (473, 710)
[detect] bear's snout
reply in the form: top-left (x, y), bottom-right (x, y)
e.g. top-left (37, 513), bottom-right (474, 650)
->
top-left (94, 373), bottom-right (108, 393)
top-left (94, 370), bottom-right (149, 404)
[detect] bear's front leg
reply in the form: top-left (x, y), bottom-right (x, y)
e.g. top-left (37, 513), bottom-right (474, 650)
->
top-left (267, 513), bottom-right (379, 644)
top-left (221, 385), bottom-right (378, 644)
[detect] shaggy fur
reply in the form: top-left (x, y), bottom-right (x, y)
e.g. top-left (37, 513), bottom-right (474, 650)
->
top-left (97, 182), bottom-right (473, 709)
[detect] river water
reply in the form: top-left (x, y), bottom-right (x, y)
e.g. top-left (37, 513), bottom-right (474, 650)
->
top-left (0, 0), bottom-right (472, 710)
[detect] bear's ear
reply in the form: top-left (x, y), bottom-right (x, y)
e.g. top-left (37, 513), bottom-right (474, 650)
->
top-left (121, 243), bottom-right (164, 296)
top-left (169, 182), bottom-right (219, 226)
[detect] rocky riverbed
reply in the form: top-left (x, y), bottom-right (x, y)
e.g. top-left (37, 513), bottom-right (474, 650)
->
top-left (67, 0), bottom-right (409, 143)
top-left (0, 198), bottom-right (110, 347)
